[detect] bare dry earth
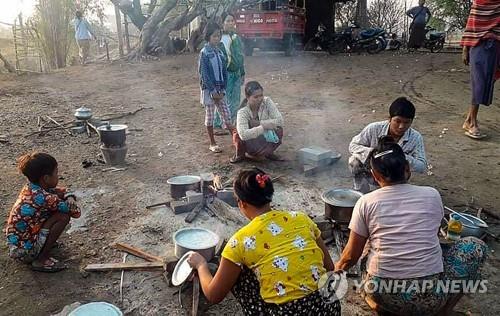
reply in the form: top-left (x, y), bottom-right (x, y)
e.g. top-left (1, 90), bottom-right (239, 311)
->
top-left (0, 51), bottom-right (499, 315)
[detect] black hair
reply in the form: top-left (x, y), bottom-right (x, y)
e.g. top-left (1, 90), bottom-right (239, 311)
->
top-left (204, 22), bottom-right (221, 42)
top-left (369, 136), bottom-right (408, 183)
top-left (76, 11), bottom-right (83, 18)
top-left (17, 152), bottom-right (58, 184)
top-left (240, 81), bottom-right (263, 107)
top-left (234, 168), bottom-right (274, 208)
top-left (389, 97), bottom-right (416, 119)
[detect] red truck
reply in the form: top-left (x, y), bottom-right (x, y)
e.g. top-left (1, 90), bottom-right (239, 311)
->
top-left (235, 0), bottom-right (306, 56)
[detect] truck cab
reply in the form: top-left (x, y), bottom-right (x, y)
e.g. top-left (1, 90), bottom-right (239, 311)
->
top-left (235, 0), bottom-right (306, 56)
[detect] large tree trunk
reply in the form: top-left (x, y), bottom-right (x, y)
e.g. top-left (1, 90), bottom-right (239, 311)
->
top-left (110, 0), bottom-right (147, 30)
top-left (137, 0), bottom-right (179, 56)
top-left (356, 0), bottom-right (368, 28)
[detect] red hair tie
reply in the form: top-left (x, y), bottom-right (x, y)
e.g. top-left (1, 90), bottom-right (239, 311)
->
top-left (255, 174), bottom-right (270, 188)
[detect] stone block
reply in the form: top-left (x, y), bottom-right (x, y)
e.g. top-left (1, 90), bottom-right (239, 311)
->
top-left (298, 147), bottom-right (333, 162)
top-left (186, 190), bottom-right (203, 204)
top-left (170, 200), bottom-right (199, 214)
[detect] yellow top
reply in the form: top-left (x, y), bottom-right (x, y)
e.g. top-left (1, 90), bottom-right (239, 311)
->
top-left (222, 210), bottom-right (326, 304)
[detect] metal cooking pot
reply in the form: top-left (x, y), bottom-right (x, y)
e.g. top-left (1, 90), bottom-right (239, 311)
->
top-left (321, 188), bottom-right (363, 223)
top-left (97, 124), bottom-right (127, 146)
top-left (74, 107), bottom-right (93, 120)
top-left (449, 213), bottom-right (488, 238)
top-left (173, 227), bottom-right (219, 261)
top-left (167, 175), bottom-right (201, 199)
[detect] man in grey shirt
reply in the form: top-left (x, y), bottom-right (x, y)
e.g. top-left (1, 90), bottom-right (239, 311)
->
top-left (348, 97), bottom-right (427, 193)
top-left (407, 0), bottom-right (432, 49)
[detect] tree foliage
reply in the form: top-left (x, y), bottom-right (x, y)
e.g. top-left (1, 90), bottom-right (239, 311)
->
top-left (426, 0), bottom-right (472, 31)
top-left (335, 1), bottom-right (357, 28)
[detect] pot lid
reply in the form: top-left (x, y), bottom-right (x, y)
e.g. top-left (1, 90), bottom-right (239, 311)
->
top-left (173, 227), bottom-right (219, 250)
top-left (97, 124), bottom-right (128, 132)
top-left (167, 175), bottom-right (201, 186)
top-left (321, 188), bottom-right (363, 208)
top-left (171, 251), bottom-right (194, 286)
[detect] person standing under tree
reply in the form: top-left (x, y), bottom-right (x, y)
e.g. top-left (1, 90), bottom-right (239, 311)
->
top-left (74, 11), bottom-right (95, 65)
top-left (461, 0), bottom-right (500, 139)
top-left (406, 0), bottom-right (431, 49)
top-left (213, 14), bottom-right (246, 134)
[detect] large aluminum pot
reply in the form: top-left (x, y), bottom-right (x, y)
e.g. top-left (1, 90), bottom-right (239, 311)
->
top-left (173, 227), bottom-right (219, 261)
top-left (97, 124), bottom-right (127, 146)
top-left (167, 175), bottom-right (201, 199)
top-left (321, 188), bottom-right (363, 224)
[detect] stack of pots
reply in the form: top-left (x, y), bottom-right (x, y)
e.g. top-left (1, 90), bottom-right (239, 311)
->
top-left (97, 123), bottom-right (128, 165)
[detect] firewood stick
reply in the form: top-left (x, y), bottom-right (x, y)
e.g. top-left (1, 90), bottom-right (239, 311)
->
top-left (84, 262), bottom-right (165, 272)
top-left (46, 115), bottom-right (72, 135)
top-left (111, 242), bottom-right (164, 262)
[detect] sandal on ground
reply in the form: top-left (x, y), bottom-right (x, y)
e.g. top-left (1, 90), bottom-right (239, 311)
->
top-left (266, 153), bottom-right (285, 161)
top-left (229, 155), bottom-right (244, 164)
top-left (31, 257), bottom-right (67, 273)
top-left (209, 145), bottom-right (222, 153)
top-left (465, 129), bottom-right (487, 139)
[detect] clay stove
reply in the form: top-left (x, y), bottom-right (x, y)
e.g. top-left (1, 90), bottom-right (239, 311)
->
top-left (97, 123), bottom-right (128, 165)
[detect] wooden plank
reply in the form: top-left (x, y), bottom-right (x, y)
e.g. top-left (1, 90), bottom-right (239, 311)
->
top-left (207, 197), bottom-right (247, 226)
top-left (84, 262), bottom-right (164, 272)
top-left (111, 242), bottom-right (164, 262)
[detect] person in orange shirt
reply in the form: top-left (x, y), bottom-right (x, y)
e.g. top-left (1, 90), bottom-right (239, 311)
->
top-left (5, 152), bottom-right (80, 272)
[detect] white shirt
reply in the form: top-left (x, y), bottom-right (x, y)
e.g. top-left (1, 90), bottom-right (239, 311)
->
top-left (349, 184), bottom-right (444, 279)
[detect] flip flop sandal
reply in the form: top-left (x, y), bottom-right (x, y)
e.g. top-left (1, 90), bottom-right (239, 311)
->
top-left (465, 130), bottom-right (487, 139)
top-left (229, 155), bottom-right (244, 164)
top-left (209, 145), bottom-right (222, 153)
top-left (31, 258), bottom-right (67, 273)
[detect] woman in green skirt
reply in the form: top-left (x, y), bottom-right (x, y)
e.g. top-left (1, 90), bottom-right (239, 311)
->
top-left (214, 14), bottom-right (246, 131)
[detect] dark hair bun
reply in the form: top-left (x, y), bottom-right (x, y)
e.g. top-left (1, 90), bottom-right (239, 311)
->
top-left (234, 168), bottom-right (274, 208)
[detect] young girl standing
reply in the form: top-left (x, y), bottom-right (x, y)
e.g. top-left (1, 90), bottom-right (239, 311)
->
top-left (199, 22), bottom-right (235, 153)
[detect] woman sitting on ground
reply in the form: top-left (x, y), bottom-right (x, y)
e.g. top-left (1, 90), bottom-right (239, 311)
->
top-left (187, 168), bottom-right (340, 315)
top-left (335, 136), bottom-right (488, 316)
top-left (230, 81), bottom-right (284, 163)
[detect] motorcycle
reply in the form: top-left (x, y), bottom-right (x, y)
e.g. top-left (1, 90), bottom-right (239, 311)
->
top-left (304, 25), bottom-right (337, 55)
top-left (385, 33), bottom-right (402, 51)
top-left (332, 25), bottom-right (386, 54)
top-left (423, 27), bottom-right (446, 53)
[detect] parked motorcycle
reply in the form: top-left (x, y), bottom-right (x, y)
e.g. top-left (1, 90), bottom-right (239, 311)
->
top-left (423, 27), bottom-right (446, 53)
top-left (332, 25), bottom-right (386, 54)
top-left (304, 25), bottom-right (338, 55)
top-left (385, 33), bottom-right (402, 51)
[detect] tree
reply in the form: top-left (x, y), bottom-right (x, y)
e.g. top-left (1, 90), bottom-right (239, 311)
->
top-left (367, 0), bottom-right (404, 33)
top-left (114, 0), bottom-right (259, 58)
top-left (335, 1), bottom-right (357, 28)
top-left (356, 0), bottom-right (368, 28)
top-left (426, 0), bottom-right (472, 31)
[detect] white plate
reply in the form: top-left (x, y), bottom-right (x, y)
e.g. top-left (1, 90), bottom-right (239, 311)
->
top-left (171, 251), bottom-right (195, 286)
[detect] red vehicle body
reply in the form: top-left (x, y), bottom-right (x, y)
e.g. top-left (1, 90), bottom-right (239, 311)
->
top-left (235, 0), bottom-right (306, 56)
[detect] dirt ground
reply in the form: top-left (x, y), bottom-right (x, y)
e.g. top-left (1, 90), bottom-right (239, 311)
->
top-left (0, 50), bottom-right (499, 316)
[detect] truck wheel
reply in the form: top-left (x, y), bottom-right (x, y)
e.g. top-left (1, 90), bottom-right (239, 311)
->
top-left (284, 34), bottom-right (296, 57)
top-left (243, 40), bottom-right (254, 56)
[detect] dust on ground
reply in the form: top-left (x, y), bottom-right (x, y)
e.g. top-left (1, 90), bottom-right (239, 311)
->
top-left (0, 51), bottom-right (499, 315)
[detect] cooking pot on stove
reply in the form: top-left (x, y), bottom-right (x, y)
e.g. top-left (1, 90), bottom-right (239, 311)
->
top-left (97, 123), bottom-right (127, 146)
top-left (167, 175), bottom-right (201, 199)
top-left (321, 188), bottom-right (363, 223)
top-left (74, 107), bottom-right (93, 120)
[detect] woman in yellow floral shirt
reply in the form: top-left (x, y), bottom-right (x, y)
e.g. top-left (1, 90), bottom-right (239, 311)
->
top-left (187, 168), bottom-right (340, 315)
